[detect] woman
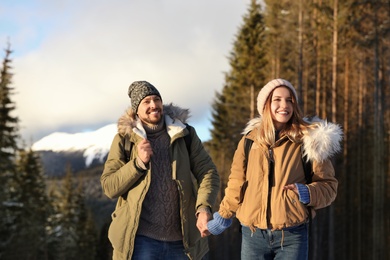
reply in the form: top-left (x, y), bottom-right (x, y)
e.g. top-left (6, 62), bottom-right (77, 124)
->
top-left (207, 78), bottom-right (342, 260)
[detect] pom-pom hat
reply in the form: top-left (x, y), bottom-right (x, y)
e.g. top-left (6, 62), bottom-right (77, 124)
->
top-left (257, 78), bottom-right (298, 116)
top-left (128, 81), bottom-right (161, 112)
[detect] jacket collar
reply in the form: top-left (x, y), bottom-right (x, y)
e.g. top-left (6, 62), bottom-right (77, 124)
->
top-left (117, 103), bottom-right (190, 139)
top-left (242, 116), bottom-right (342, 163)
top-left (301, 117), bottom-right (343, 162)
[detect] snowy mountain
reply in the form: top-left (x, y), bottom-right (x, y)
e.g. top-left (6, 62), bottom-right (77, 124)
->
top-left (32, 125), bottom-right (118, 230)
top-left (32, 124), bottom-right (117, 169)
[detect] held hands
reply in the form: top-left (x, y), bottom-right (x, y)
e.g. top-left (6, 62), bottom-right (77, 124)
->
top-left (207, 212), bottom-right (232, 235)
top-left (196, 211), bottom-right (212, 238)
top-left (137, 138), bottom-right (153, 164)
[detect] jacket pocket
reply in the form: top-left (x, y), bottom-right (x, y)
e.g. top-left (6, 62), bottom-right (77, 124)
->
top-left (284, 189), bottom-right (306, 223)
top-left (108, 204), bottom-right (129, 253)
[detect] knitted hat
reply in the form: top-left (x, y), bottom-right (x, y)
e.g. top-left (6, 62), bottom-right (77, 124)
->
top-left (128, 81), bottom-right (161, 112)
top-left (257, 78), bottom-right (298, 116)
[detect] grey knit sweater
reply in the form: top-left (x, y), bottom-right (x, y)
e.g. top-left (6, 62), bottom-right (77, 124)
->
top-left (136, 120), bottom-right (182, 241)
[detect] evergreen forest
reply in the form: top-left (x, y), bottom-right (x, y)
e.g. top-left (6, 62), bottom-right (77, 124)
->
top-left (1, 0), bottom-right (389, 259)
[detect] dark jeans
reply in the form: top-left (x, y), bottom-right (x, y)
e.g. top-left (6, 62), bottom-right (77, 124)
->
top-left (241, 224), bottom-right (308, 260)
top-left (132, 235), bottom-right (188, 260)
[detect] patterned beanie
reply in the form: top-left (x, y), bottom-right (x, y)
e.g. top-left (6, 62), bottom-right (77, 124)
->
top-left (128, 81), bottom-right (162, 112)
top-left (257, 78), bottom-right (298, 116)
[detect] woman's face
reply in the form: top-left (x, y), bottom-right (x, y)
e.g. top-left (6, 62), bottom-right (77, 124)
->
top-left (270, 86), bottom-right (294, 130)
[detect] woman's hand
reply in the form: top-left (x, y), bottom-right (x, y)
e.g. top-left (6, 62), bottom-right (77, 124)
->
top-left (283, 184), bottom-right (298, 194)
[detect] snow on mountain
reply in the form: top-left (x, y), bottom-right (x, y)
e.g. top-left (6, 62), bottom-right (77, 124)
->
top-left (32, 124), bottom-right (118, 167)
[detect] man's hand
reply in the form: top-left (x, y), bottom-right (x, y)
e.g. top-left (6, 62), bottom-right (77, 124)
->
top-left (196, 211), bottom-right (212, 238)
top-left (137, 139), bottom-right (153, 164)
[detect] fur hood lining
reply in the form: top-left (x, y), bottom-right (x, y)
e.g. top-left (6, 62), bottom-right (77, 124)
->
top-left (242, 116), bottom-right (343, 162)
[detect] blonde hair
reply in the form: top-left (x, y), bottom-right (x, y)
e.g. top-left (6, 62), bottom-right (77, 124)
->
top-left (257, 87), bottom-right (313, 146)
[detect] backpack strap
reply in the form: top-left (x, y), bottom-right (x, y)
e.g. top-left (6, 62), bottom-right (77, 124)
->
top-left (122, 135), bottom-right (133, 163)
top-left (244, 137), bottom-right (253, 170)
top-left (301, 149), bottom-right (313, 184)
top-left (238, 137), bottom-right (253, 204)
top-left (125, 136), bottom-right (132, 162)
top-left (184, 124), bottom-right (192, 156)
top-left (120, 135), bottom-right (133, 200)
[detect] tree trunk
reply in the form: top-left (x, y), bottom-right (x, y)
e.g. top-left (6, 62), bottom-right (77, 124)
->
top-left (298, 0), bottom-right (303, 102)
top-left (372, 3), bottom-right (385, 258)
top-left (331, 0), bottom-right (338, 124)
top-left (329, 1), bottom-right (338, 257)
top-left (342, 57), bottom-right (349, 260)
top-left (250, 84), bottom-right (255, 119)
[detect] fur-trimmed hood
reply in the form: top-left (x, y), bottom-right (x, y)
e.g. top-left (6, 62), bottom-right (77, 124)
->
top-left (117, 103), bottom-right (190, 137)
top-left (242, 116), bottom-right (343, 163)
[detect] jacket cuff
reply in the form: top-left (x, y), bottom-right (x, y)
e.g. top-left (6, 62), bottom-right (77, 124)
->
top-left (195, 206), bottom-right (211, 218)
top-left (296, 183), bottom-right (310, 204)
top-left (207, 212), bottom-right (232, 235)
top-left (136, 157), bottom-right (149, 171)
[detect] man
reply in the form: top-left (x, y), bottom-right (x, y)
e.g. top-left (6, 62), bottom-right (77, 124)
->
top-left (101, 81), bottom-right (220, 260)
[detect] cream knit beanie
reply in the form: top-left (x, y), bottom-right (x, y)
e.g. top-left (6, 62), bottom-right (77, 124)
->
top-left (257, 78), bottom-right (298, 116)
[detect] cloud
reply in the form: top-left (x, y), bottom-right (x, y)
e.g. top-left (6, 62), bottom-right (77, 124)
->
top-left (2, 0), bottom-right (250, 142)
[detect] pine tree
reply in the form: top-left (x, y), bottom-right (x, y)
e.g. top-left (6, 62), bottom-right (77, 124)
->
top-left (0, 44), bottom-right (18, 163)
top-left (50, 167), bottom-right (79, 259)
top-left (45, 181), bottom-right (64, 260)
top-left (0, 44), bottom-right (21, 258)
top-left (74, 177), bottom-right (97, 260)
top-left (46, 167), bottom-right (98, 259)
top-left (208, 0), bottom-right (267, 175)
top-left (5, 148), bottom-right (50, 259)
top-left (263, 0), bottom-right (300, 81)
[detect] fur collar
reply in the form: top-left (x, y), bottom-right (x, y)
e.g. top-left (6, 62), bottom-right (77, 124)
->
top-left (243, 116), bottom-right (343, 163)
top-left (117, 103), bottom-right (190, 137)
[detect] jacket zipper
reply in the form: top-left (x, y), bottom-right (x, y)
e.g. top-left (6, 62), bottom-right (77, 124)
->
top-left (268, 148), bottom-right (275, 190)
top-left (267, 147), bottom-right (274, 227)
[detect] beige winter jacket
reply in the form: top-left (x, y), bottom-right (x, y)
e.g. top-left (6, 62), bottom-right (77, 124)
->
top-left (101, 104), bottom-right (220, 260)
top-left (218, 117), bottom-right (342, 231)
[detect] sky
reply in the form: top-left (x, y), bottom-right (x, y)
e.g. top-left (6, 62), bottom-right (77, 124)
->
top-left (1, 0), bottom-right (251, 143)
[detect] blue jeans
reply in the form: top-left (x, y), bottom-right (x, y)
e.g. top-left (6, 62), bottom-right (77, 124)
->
top-left (132, 235), bottom-right (188, 260)
top-left (241, 224), bottom-right (308, 260)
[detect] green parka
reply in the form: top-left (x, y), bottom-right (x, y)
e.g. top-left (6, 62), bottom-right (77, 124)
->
top-left (218, 117), bottom-right (342, 231)
top-left (101, 104), bottom-right (220, 260)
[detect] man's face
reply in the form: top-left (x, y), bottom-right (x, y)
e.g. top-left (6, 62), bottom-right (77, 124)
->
top-left (137, 95), bottom-right (163, 125)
